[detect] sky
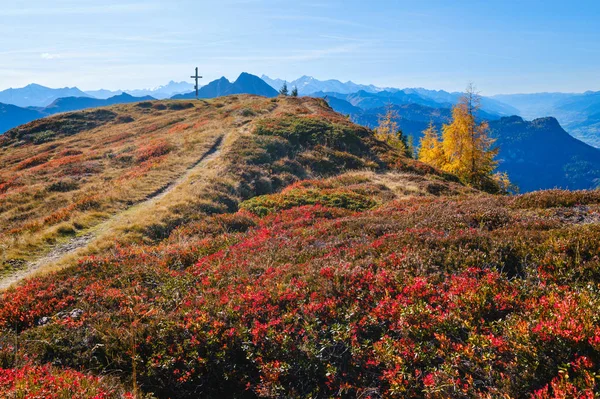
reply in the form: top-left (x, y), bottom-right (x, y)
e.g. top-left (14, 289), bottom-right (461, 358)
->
top-left (1, 0), bottom-right (599, 95)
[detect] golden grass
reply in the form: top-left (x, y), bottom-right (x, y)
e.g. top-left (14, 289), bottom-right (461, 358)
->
top-left (0, 95), bottom-right (459, 280)
top-left (0, 97), bottom-right (272, 272)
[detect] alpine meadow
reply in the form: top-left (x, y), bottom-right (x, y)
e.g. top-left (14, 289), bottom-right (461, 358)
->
top-left (1, 1), bottom-right (600, 398)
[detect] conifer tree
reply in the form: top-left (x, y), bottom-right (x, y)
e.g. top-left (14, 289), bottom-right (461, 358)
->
top-left (441, 84), bottom-right (498, 188)
top-left (279, 82), bottom-right (289, 96)
top-left (377, 104), bottom-right (399, 137)
top-left (291, 86), bottom-right (299, 97)
top-left (417, 85), bottom-right (507, 192)
top-left (418, 122), bottom-right (445, 168)
top-left (406, 135), bottom-right (415, 158)
top-left (375, 104), bottom-right (407, 153)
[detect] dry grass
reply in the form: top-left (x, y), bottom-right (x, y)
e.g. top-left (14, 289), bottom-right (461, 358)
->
top-left (0, 98), bottom-right (258, 272)
top-left (0, 95), bottom-right (457, 278)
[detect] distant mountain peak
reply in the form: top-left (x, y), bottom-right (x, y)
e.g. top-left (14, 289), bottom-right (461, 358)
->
top-left (171, 73), bottom-right (276, 100)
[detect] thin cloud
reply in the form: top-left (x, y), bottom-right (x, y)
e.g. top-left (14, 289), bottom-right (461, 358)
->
top-left (40, 53), bottom-right (61, 60)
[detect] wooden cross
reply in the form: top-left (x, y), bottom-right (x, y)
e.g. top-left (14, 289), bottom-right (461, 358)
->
top-left (190, 67), bottom-right (202, 99)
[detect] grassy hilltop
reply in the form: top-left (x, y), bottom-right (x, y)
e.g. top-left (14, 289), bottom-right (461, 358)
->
top-left (0, 96), bottom-right (599, 398)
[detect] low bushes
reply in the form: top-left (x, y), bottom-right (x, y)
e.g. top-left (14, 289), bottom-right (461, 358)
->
top-left (1, 191), bottom-right (600, 397)
top-left (240, 187), bottom-right (378, 216)
top-left (512, 189), bottom-right (600, 209)
top-left (0, 364), bottom-right (128, 398)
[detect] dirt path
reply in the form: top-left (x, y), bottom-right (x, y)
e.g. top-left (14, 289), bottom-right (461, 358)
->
top-left (0, 135), bottom-right (224, 291)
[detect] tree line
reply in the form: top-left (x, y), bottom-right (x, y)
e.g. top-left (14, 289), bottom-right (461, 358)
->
top-left (279, 82), bottom-right (298, 97)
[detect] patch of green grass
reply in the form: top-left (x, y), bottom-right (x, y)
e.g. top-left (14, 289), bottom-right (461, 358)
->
top-left (240, 187), bottom-right (378, 216)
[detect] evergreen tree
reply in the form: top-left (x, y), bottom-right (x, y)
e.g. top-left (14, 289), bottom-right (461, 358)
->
top-left (291, 86), bottom-right (299, 97)
top-left (396, 129), bottom-right (412, 158)
top-left (406, 135), bottom-right (415, 158)
top-left (279, 82), bottom-right (289, 96)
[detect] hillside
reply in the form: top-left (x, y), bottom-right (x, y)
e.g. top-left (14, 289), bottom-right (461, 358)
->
top-left (0, 96), bottom-right (457, 278)
top-left (1, 96), bottom-right (599, 398)
top-left (0, 103), bottom-right (46, 134)
top-left (492, 91), bottom-right (600, 147)
top-left (0, 93), bottom-right (156, 134)
top-left (489, 116), bottom-right (600, 191)
top-left (327, 100), bottom-right (600, 192)
top-left (41, 93), bottom-right (156, 114)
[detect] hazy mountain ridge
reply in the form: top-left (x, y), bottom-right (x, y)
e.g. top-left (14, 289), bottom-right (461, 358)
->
top-left (41, 93), bottom-right (156, 114)
top-left (492, 91), bottom-right (600, 147)
top-left (265, 75), bottom-right (518, 116)
top-left (0, 93), bottom-right (156, 134)
top-left (0, 84), bottom-right (91, 107)
top-left (261, 75), bottom-right (384, 95)
top-left (173, 73), bottom-right (278, 99)
top-left (86, 81), bottom-right (194, 100)
top-left (0, 103), bottom-right (46, 134)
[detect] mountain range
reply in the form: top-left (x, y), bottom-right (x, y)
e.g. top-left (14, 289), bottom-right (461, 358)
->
top-left (85, 80), bottom-right (194, 100)
top-left (262, 76), bottom-right (519, 117)
top-left (0, 73), bottom-right (277, 134)
top-left (1, 72), bottom-right (599, 192)
top-left (0, 84), bottom-right (91, 108)
top-left (0, 81), bottom-right (193, 109)
top-left (173, 73), bottom-right (278, 99)
top-left (492, 91), bottom-right (600, 147)
top-left (264, 75), bottom-right (600, 148)
top-left (261, 75), bottom-right (384, 95)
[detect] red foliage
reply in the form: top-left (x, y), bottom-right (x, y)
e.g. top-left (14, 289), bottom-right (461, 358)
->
top-left (0, 363), bottom-right (126, 398)
top-left (135, 139), bottom-right (173, 163)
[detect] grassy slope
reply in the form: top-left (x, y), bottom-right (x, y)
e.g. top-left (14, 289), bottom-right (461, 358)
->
top-left (0, 100), bottom-right (223, 272)
top-left (0, 96), bottom-right (463, 277)
top-left (0, 96), bottom-right (599, 398)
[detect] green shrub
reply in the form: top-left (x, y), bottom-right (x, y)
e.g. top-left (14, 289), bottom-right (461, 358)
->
top-left (240, 187), bottom-right (378, 216)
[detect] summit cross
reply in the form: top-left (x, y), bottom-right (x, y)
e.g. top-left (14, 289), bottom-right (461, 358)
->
top-left (190, 67), bottom-right (202, 99)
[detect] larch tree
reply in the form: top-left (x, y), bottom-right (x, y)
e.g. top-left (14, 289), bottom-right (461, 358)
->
top-left (440, 84), bottom-right (498, 189)
top-left (376, 104), bottom-right (408, 154)
top-left (418, 122), bottom-right (445, 168)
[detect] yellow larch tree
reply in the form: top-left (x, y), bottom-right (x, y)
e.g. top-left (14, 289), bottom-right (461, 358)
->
top-left (375, 104), bottom-right (409, 155)
top-left (441, 84), bottom-right (497, 183)
top-left (418, 122), bottom-right (445, 168)
top-left (418, 84), bottom-right (506, 192)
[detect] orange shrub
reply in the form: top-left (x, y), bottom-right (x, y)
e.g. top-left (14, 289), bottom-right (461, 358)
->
top-left (135, 139), bottom-right (173, 163)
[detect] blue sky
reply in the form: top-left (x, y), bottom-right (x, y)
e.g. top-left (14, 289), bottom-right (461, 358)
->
top-left (1, 0), bottom-right (599, 94)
